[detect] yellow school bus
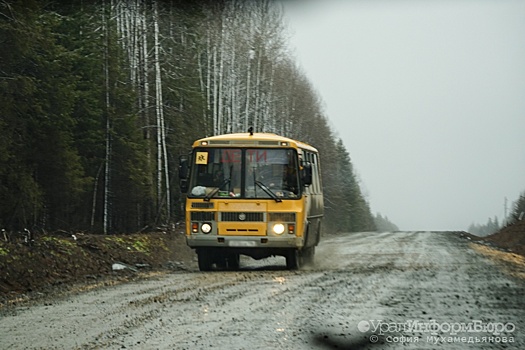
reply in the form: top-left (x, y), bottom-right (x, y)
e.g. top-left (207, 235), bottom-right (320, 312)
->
top-left (179, 131), bottom-right (324, 270)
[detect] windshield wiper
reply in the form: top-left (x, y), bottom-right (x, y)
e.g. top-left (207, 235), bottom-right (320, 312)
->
top-left (254, 180), bottom-right (282, 203)
top-left (251, 166), bottom-right (281, 203)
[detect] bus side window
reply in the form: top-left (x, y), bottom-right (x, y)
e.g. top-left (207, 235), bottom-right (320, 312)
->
top-left (312, 153), bottom-right (320, 194)
top-left (309, 152), bottom-right (316, 194)
top-left (314, 153), bottom-right (322, 190)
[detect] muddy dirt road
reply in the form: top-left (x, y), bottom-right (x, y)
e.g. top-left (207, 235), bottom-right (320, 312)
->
top-left (1, 231), bottom-right (524, 349)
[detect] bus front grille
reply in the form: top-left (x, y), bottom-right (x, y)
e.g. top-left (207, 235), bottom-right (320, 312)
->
top-left (220, 212), bottom-right (264, 222)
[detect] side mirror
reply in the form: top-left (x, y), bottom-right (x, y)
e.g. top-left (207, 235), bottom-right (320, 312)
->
top-left (301, 162), bottom-right (312, 187)
top-left (179, 156), bottom-right (189, 193)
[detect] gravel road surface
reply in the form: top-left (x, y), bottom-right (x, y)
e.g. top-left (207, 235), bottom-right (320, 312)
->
top-left (1, 231), bottom-right (523, 349)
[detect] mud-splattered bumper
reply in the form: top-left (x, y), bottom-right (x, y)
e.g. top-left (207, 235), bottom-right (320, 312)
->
top-left (186, 235), bottom-right (304, 249)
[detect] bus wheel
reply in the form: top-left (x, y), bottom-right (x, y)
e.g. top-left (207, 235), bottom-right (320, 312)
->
top-left (197, 249), bottom-right (213, 271)
top-left (286, 249), bottom-right (301, 270)
top-left (226, 253), bottom-right (240, 270)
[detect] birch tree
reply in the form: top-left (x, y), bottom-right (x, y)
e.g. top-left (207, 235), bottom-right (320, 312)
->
top-left (153, 1), bottom-right (170, 224)
top-left (197, 0), bottom-right (287, 136)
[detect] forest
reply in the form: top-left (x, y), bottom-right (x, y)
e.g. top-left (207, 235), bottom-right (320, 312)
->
top-left (0, 0), bottom-right (376, 234)
top-left (468, 193), bottom-right (525, 236)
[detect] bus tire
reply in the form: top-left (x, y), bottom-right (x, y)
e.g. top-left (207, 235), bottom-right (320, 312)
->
top-left (286, 249), bottom-right (301, 270)
top-left (226, 253), bottom-right (240, 270)
top-left (197, 249), bottom-right (213, 271)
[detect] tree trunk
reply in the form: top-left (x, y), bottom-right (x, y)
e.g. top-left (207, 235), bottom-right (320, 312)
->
top-left (102, 0), bottom-right (112, 234)
top-left (153, 1), bottom-right (170, 224)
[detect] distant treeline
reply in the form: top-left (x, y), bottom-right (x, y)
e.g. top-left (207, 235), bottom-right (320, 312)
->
top-left (468, 191), bottom-right (525, 236)
top-left (0, 1), bottom-right (376, 234)
top-left (374, 213), bottom-right (399, 232)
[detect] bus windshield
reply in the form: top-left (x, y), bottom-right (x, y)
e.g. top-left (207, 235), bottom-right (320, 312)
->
top-left (188, 148), bottom-right (300, 200)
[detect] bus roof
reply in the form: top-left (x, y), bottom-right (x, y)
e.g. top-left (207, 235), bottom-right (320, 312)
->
top-left (193, 132), bottom-right (318, 153)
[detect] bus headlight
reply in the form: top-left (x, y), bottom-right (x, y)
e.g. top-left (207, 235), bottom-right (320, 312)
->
top-left (272, 223), bottom-right (285, 235)
top-left (201, 223), bottom-right (212, 234)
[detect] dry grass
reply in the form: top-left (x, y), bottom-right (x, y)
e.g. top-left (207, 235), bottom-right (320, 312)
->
top-left (470, 243), bottom-right (525, 281)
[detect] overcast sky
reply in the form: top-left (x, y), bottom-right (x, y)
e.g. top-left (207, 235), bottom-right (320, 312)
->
top-left (281, 0), bottom-right (525, 231)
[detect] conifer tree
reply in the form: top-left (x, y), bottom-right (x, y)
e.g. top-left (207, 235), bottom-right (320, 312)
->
top-left (511, 192), bottom-right (525, 222)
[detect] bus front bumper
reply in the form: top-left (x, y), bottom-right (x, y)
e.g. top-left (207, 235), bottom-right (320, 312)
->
top-left (186, 234), bottom-right (304, 249)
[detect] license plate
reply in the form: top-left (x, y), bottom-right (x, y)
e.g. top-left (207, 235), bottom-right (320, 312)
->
top-left (229, 240), bottom-right (256, 247)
